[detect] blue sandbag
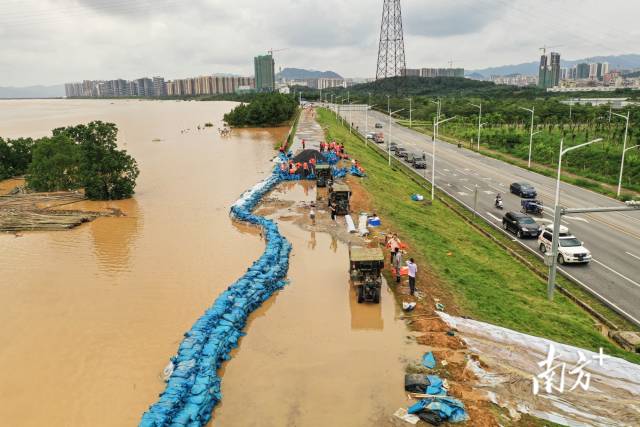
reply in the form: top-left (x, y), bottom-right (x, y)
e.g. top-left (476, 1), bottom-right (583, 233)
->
top-left (140, 170), bottom-right (293, 427)
top-left (422, 351), bottom-right (436, 369)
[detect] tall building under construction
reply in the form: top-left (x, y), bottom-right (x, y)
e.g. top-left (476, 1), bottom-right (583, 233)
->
top-left (254, 54), bottom-right (275, 92)
top-left (538, 52), bottom-right (561, 89)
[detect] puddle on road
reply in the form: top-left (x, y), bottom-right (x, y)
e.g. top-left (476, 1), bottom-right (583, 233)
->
top-left (214, 182), bottom-right (421, 427)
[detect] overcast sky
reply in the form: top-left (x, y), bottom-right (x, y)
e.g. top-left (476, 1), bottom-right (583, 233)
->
top-left (1, 0), bottom-right (638, 86)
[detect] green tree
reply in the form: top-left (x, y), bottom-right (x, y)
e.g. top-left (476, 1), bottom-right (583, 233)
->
top-left (53, 121), bottom-right (140, 200)
top-left (27, 134), bottom-right (81, 192)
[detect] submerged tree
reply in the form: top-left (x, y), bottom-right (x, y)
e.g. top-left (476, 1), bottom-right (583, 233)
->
top-left (27, 134), bottom-right (81, 192)
top-left (53, 121), bottom-right (140, 200)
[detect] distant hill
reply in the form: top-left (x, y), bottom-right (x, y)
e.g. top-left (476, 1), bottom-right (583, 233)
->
top-left (0, 84), bottom-right (65, 98)
top-left (277, 68), bottom-right (342, 80)
top-left (467, 54), bottom-right (640, 79)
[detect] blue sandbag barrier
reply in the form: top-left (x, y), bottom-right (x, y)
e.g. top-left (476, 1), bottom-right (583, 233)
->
top-left (140, 171), bottom-right (292, 427)
top-left (350, 165), bottom-right (366, 177)
top-left (332, 167), bottom-right (347, 178)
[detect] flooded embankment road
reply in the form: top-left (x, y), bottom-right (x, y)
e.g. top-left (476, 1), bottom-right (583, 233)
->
top-left (0, 100), bottom-right (416, 426)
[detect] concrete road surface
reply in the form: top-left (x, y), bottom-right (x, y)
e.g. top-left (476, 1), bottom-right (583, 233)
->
top-left (333, 104), bottom-right (640, 326)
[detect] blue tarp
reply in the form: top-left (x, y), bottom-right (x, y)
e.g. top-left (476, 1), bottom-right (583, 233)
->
top-left (139, 171), bottom-right (292, 427)
top-left (350, 165), bottom-right (366, 177)
top-left (422, 351), bottom-right (436, 369)
top-left (406, 374), bottom-right (468, 423)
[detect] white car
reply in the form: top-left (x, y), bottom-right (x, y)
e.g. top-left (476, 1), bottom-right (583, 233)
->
top-left (538, 226), bottom-right (592, 264)
top-left (366, 132), bottom-right (375, 140)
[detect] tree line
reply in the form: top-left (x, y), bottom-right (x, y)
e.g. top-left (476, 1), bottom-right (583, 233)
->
top-left (223, 92), bottom-right (298, 127)
top-left (0, 121), bottom-right (139, 200)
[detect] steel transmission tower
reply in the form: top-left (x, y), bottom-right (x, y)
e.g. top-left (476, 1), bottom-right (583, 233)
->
top-left (376, 0), bottom-right (406, 80)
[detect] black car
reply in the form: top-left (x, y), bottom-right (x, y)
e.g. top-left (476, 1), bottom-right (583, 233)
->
top-left (413, 159), bottom-right (427, 169)
top-left (502, 212), bottom-right (541, 238)
top-left (389, 142), bottom-right (399, 152)
top-left (375, 123), bottom-right (384, 129)
top-left (396, 148), bottom-right (408, 158)
top-left (510, 182), bottom-right (537, 198)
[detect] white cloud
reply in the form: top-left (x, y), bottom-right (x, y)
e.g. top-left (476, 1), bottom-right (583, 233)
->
top-left (0, 0), bottom-right (638, 86)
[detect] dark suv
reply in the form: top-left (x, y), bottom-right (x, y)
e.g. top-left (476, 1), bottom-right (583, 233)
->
top-left (502, 211), bottom-right (541, 238)
top-left (510, 182), bottom-right (537, 198)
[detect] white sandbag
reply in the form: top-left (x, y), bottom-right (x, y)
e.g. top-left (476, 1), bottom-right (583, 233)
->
top-left (358, 213), bottom-right (369, 236)
top-left (345, 214), bottom-right (357, 233)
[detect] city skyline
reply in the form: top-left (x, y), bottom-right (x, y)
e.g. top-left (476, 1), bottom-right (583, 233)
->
top-left (2, 0), bottom-right (640, 86)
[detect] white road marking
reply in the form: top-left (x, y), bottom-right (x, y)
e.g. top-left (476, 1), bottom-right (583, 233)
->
top-left (457, 192), bottom-right (469, 196)
top-left (463, 186), bottom-right (474, 192)
top-left (592, 259), bottom-right (640, 289)
top-left (443, 168), bottom-right (450, 172)
top-left (564, 216), bottom-right (590, 223)
top-left (489, 185), bottom-right (503, 193)
top-left (483, 190), bottom-right (495, 195)
top-left (626, 252), bottom-right (640, 261)
top-left (487, 212), bottom-right (502, 222)
top-left (459, 178), bottom-right (469, 182)
top-left (537, 218), bottom-right (553, 223)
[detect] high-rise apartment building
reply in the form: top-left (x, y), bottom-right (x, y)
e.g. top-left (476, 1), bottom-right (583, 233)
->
top-left (576, 63), bottom-right (590, 79)
top-left (153, 77), bottom-right (166, 97)
top-left (254, 54), bottom-right (275, 92)
top-left (538, 52), bottom-right (561, 89)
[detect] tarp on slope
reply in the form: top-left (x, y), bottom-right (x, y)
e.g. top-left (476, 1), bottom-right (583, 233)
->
top-left (438, 312), bottom-right (640, 427)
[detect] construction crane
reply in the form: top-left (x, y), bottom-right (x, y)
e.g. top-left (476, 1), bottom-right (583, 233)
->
top-left (539, 45), bottom-right (563, 56)
top-left (268, 48), bottom-right (289, 56)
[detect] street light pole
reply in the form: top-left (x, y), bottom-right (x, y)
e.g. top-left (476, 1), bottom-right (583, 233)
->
top-left (519, 106), bottom-right (535, 168)
top-left (365, 104), bottom-right (377, 144)
top-left (349, 101), bottom-right (356, 134)
top-left (408, 97), bottom-right (413, 128)
top-left (431, 116), bottom-right (457, 201)
top-left (548, 137), bottom-right (602, 300)
top-left (612, 111), bottom-right (631, 197)
top-left (387, 95), bottom-right (390, 114)
top-left (470, 102), bottom-right (482, 151)
top-left (388, 108), bottom-right (405, 166)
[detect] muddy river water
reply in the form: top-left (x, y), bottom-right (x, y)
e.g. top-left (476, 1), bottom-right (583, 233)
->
top-left (0, 100), bottom-right (417, 426)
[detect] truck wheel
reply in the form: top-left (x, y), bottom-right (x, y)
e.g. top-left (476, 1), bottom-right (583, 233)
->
top-left (539, 243), bottom-right (546, 253)
top-left (558, 254), bottom-right (566, 265)
top-left (357, 286), bottom-right (364, 304)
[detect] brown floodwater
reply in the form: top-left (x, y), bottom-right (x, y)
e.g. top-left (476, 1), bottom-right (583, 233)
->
top-left (0, 100), bottom-right (417, 426)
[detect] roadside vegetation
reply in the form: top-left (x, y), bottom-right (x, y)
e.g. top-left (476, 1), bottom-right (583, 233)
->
top-left (306, 77), bottom-right (640, 198)
top-left (223, 92), bottom-right (298, 127)
top-left (1, 121), bottom-right (139, 200)
top-left (316, 107), bottom-right (640, 364)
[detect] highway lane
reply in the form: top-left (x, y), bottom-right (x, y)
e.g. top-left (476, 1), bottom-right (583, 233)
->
top-left (335, 105), bottom-right (640, 325)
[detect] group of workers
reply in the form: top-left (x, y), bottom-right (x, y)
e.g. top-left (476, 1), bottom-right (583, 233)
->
top-left (319, 140), bottom-right (347, 157)
top-left (279, 157), bottom-right (317, 178)
top-left (386, 234), bottom-right (418, 296)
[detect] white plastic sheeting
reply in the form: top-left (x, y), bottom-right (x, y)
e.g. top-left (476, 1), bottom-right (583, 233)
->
top-left (438, 312), bottom-right (640, 426)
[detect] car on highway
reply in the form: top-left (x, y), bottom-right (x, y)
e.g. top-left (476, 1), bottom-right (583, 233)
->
top-left (502, 212), bottom-right (542, 238)
top-left (389, 142), bottom-right (399, 152)
top-left (510, 182), bottom-right (537, 198)
top-left (396, 147), bottom-right (408, 158)
top-left (413, 159), bottom-right (427, 169)
top-left (375, 122), bottom-right (384, 129)
top-left (538, 227), bottom-right (592, 265)
top-left (366, 132), bottom-right (375, 140)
